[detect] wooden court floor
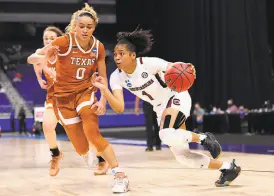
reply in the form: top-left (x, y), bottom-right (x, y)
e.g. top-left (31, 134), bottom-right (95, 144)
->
top-left (0, 137), bottom-right (274, 196)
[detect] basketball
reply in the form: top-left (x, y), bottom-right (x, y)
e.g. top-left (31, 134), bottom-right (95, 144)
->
top-left (164, 62), bottom-right (196, 92)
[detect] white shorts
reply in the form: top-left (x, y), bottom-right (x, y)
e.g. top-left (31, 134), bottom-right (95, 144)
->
top-left (153, 91), bottom-right (192, 125)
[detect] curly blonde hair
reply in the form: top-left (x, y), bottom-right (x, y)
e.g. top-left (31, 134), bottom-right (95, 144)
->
top-left (65, 3), bottom-right (99, 33)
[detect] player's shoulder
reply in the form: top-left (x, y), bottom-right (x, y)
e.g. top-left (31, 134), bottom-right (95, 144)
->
top-left (138, 57), bottom-right (166, 65)
top-left (110, 69), bottom-right (121, 78)
top-left (110, 69), bottom-right (122, 83)
top-left (92, 36), bottom-right (104, 47)
top-left (92, 37), bottom-right (105, 56)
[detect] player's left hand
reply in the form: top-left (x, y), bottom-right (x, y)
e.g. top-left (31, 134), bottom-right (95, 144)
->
top-left (91, 72), bottom-right (107, 90)
top-left (91, 100), bottom-right (106, 115)
top-left (45, 46), bottom-right (58, 60)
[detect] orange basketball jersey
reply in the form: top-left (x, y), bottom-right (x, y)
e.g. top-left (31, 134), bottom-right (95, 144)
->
top-left (51, 32), bottom-right (104, 97)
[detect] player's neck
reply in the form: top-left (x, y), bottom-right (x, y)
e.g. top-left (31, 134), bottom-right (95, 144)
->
top-left (78, 41), bottom-right (90, 51)
top-left (123, 61), bottom-right (137, 74)
top-left (76, 35), bottom-right (93, 51)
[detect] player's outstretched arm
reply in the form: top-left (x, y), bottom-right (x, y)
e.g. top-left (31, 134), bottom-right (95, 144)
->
top-left (27, 44), bottom-right (56, 65)
top-left (27, 49), bottom-right (48, 89)
top-left (33, 63), bottom-right (48, 89)
top-left (93, 42), bottom-right (108, 115)
top-left (27, 49), bottom-right (46, 66)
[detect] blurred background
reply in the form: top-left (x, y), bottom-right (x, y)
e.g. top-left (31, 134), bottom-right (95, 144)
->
top-left (0, 0), bottom-right (274, 153)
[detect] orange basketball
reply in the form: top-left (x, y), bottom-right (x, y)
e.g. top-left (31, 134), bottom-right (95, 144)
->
top-left (164, 62), bottom-right (196, 92)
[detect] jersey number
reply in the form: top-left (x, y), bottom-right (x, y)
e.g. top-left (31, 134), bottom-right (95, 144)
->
top-left (142, 91), bottom-right (154, 100)
top-left (76, 68), bottom-right (86, 80)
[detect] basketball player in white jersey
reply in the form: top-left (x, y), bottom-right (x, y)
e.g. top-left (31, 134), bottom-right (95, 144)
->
top-left (92, 28), bottom-right (241, 187)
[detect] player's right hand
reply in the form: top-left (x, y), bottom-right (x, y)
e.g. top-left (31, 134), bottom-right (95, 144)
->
top-left (45, 46), bottom-right (58, 60)
top-left (189, 63), bottom-right (196, 78)
top-left (38, 79), bottom-right (48, 89)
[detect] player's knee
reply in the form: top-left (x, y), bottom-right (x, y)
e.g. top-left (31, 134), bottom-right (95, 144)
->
top-left (159, 128), bottom-right (192, 146)
top-left (159, 128), bottom-right (175, 145)
top-left (75, 145), bottom-right (89, 156)
top-left (70, 138), bottom-right (89, 155)
top-left (43, 110), bottom-right (57, 132)
top-left (42, 119), bottom-right (57, 133)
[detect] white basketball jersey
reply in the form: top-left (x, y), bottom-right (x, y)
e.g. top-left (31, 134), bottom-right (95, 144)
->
top-left (110, 57), bottom-right (176, 106)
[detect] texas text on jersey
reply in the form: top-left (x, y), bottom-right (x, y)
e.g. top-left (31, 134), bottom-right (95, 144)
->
top-left (51, 32), bottom-right (103, 97)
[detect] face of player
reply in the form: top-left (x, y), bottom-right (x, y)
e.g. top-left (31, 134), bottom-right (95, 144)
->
top-left (43, 31), bottom-right (58, 46)
top-left (75, 16), bottom-right (96, 42)
top-left (113, 44), bottom-right (136, 70)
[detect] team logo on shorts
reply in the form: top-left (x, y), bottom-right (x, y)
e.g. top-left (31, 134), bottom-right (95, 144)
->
top-left (173, 98), bottom-right (180, 106)
top-left (141, 72), bottom-right (148, 78)
top-left (125, 80), bottom-right (132, 87)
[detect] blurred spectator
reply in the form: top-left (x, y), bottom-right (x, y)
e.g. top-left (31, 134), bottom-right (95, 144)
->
top-left (226, 99), bottom-right (238, 113)
top-left (13, 72), bottom-right (22, 83)
top-left (193, 103), bottom-right (205, 120)
top-left (262, 100), bottom-right (272, 110)
top-left (0, 52), bottom-right (10, 71)
top-left (210, 106), bottom-right (224, 114)
top-left (135, 97), bottom-right (161, 151)
top-left (18, 107), bottom-right (26, 134)
top-left (193, 103), bottom-right (205, 131)
top-left (238, 105), bottom-right (246, 120)
top-left (0, 44), bottom-right (22, 73)
top-left (0, 83), bottom-right (5, 93)
top-left (6, 44), bottom-right (22, 62)
top-left (10, 108), bottom-right (15, 132)
top-left (32, 121), bottom-right (42, 136)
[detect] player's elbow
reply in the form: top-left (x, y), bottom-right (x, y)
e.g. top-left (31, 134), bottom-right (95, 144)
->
top-left (115, 107), bottom-right (124, 114)
top-left (27, 56), bottom-right (33, 64)
top-left (27, 54), bottom-right (38, 65)
top-left (114, 104), bottom-right (124, 114)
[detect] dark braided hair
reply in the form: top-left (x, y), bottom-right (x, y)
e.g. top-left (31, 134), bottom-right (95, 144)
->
top-left (116, 28), bottom-right (154, 57)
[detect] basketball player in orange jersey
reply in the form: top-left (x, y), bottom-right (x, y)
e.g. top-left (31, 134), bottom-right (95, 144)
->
top-left (92, 28), bottom-right (241, 187)
top-left (27, 4), bottom-right (129, 193)
top-left (28, 26), bottom-right (64, 177)
top-left (28, 26), bottom-right (108, 176)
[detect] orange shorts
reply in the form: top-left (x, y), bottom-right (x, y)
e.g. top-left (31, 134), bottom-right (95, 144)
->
top-left (54, 88), bottom-right (109, 154)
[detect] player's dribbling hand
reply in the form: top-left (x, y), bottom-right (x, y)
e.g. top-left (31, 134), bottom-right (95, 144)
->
top-left (38, 79), bottom-right (48, 89)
